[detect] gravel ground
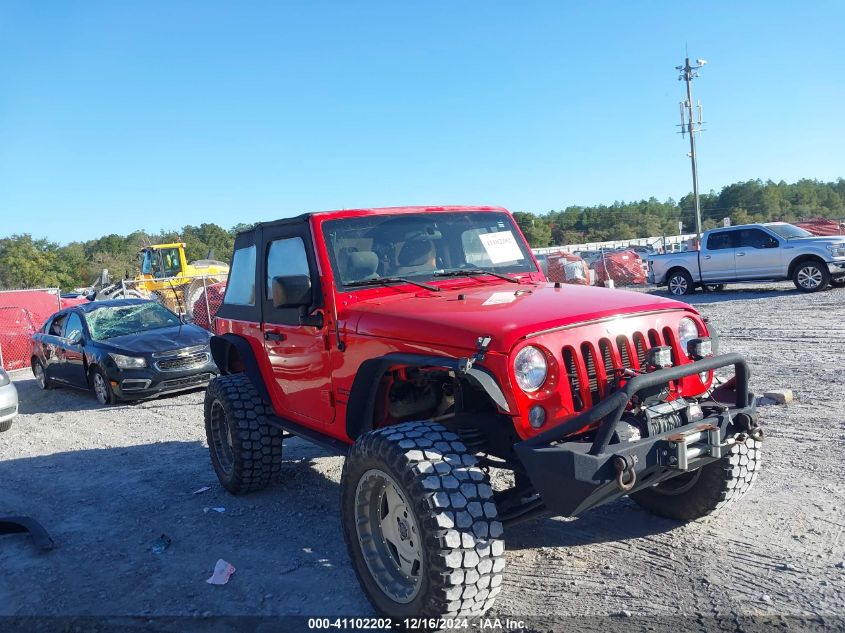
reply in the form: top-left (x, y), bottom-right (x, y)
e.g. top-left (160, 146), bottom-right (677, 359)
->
top-left (1, 281), bottom-right (843, 626)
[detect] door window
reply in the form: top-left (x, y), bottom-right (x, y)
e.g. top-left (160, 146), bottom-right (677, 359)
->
top-left (223, 245), bottom-right (257, 306)
top-left (707, 232), bottom-right (734, 250)
top-left (63, 313), bottom-right (84, 342)
top-left (737, 229), bottom-right (778, 249)
top-left (48, 314), bottom-right (68, 337)
top-left (266, 237), bottom-right (310, 297)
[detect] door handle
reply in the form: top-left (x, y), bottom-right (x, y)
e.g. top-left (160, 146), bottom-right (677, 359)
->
top-left (736, 252), bottom-right (745, 257)
top-left (704, 255), bottom-right (711, 260)
top-left (264, 332), bottom-right (286, 342)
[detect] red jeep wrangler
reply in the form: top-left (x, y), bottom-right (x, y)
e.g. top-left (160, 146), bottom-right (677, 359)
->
top-left (205, 206), bottom-right (762, 619)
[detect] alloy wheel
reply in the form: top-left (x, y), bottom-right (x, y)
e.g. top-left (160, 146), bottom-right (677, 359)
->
top-left (669, 275), bottom-right (688, 295)
top-left (354, 468), bottom-right (423, 604)
top-left (93, 373), bottom-right (109, 404)
top-left (796, 265), bottom-right (823, 289)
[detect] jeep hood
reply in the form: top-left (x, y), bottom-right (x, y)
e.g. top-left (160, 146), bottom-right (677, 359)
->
top-left (348, 283), bottom-right (694, 353)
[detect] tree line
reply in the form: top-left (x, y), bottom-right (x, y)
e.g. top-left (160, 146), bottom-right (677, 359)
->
top-left (1, 178), bottom-right (843, 290)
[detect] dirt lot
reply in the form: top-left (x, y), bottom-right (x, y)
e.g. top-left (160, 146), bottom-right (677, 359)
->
top-left (1, 282), bottom-right (844, 627)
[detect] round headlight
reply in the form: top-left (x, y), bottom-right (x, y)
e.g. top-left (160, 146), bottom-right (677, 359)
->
top-left (514, 346), bottom-right (548, 392)
top-left (678, 317), bottom-right (699, 357)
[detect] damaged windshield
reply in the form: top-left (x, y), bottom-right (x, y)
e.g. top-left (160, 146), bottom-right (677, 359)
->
top-left (85, 302), bottom-right (182, 341)
top-left (322, 211), bottom-right (537, 287)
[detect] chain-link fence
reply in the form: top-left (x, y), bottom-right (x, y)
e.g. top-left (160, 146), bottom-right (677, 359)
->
top-left (0, 288), bottom-right (62, 371)
top-left (99, 275), bottom-right (227, 333)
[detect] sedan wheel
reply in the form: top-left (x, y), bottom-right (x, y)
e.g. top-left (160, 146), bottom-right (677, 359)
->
top-left (92, 370), bottom-right (113, 405)
top-left (33, 361), bottom-right (49, 390)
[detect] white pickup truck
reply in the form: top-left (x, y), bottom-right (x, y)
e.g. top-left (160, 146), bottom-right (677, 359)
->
top-left (648, 222), bottom-right (845, 295)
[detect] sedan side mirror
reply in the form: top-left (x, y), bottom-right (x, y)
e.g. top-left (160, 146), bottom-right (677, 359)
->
top-left (272, 275), bottom-right (312, 309)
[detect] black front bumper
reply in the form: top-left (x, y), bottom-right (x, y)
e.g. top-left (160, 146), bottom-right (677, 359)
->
top-left (513, 353), bottom-right (759, 517)
top-left (108, 362), bottom-right (218, 400)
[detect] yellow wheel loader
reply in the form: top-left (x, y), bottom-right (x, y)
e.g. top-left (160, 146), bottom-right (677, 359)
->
top-left (135, 243), bottom-right (229, 314)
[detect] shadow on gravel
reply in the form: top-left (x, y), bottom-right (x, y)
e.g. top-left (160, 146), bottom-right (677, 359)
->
top-left (0, 439), bottom-right (363, 616)
top-left (646, 285), bottom-right (845, 305)
top-left (504, 499), bottom-right (679, 551)
top-left (12, 375), bottom-right (205, 415)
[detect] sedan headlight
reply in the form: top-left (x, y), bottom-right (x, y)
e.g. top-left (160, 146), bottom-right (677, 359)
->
top-left (827, 244), bottom-right (845, 258)
top-left (0, 370), bottom-right (9, 387)
top-left (109, 353), bottom-right (147, 369)
top-left (678, 317), bottom-right (700, 358)
top-left (513, 346), bottom-right (548, 392)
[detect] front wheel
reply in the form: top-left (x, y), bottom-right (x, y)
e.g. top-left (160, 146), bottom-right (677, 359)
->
top-left (341, 422), bottom-right (505, 619)
top-left (793, 261), bottom-right (830, 292)
top-left (631, 437), bottom-right (762, 521)
top-left (90, 367), bottom-right (115, 405)
top-left (667, 270), bottom-right (695, 296)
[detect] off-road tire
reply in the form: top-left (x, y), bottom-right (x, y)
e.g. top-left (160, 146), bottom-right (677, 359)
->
top-left (792, 260), bottom-right (830, 292)
top-left (204, 374), bottom-right (283, 494)
top-left (0, 419), bottom-right (12, 432)
top-left (631, 437), bottom-right (762, 521)
top-left (667, 269), bottom-right (695, 296)
top-left (341, 421), bottom-right (505, 619)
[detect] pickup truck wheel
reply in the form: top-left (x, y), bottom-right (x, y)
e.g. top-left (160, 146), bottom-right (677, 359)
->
top-left (829, 278), bottom-right (845, 288)
top-left (667, 270), bottom-right (694, 296)
top-left (793, 261), bottom-right (829, 292)
top-left (630, 437), bottom-right (762, 521)
top-left (341, 421), bottom-right (505, 619)
top-left (204, 374), bottom-right (283, 494)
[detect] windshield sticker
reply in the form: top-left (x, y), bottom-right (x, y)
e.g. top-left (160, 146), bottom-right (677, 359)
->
top-left (478, 231), bottom-right (524, 264)
top-left (482, 291), bottom-right (517, 306)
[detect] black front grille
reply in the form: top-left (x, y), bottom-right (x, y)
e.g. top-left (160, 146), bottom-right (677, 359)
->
top-left (563, 329), bottom-right (672, 410)
top-left (155, 351), bottom-right (209, 372)
top-left (161, 373), bottom-right (213, 390)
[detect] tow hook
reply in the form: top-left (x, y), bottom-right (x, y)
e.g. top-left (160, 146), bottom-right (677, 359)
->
top-left (734, 411), bottom-right (764, 442)
top-left (612, 455), bottom-right (637, 492)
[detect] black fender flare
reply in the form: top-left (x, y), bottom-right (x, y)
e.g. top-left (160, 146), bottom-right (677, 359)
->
top-left (209, 334), bottom-right (272, 404)
top-left (345, 353), bottom-right (511, 441)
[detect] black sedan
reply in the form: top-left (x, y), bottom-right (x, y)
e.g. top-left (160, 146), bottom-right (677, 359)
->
top-left (31, 299), bottom-right (218, 404)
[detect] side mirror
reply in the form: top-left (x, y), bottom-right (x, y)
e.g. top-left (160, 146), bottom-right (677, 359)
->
top-left (272, 275), bottom-right (312, 309)
top-left (180, 314), bottom-right (194, 324)
top-left (68, 331), bottom-right (84, 345)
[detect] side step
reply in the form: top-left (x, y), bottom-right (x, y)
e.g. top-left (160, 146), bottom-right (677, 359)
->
top-left (265, 415), bottom-right (350, 456)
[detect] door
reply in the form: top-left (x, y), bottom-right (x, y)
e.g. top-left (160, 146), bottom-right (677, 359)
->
top-left (700, 230), bottom-right (736, 282)
top-left (261, 224), bottom-right (335, 426)
top-left (41, 313), bottom-right (68, 383)
top-left (58, 312), bottom-right (88, 387)
top-left (735, 228), bottom-right (781, 279)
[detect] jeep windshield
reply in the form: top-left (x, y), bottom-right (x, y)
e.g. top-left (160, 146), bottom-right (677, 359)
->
top-left (85, 302), bottom-right (182, 340)
top-left (322, 211), bottom-right (537, 288)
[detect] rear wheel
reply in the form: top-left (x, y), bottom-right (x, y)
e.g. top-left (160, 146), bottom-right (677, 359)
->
top-left (792, 260), bottom-right (830, 292)
top-left (341, 421), bottom-right (505, 619)
top-left (667, 269), bottom-right (695, 296)
top-left (204, 374), bottom-right (283, 494)
top-left (830, 278), bottom-right (845, 288)
top-left (631, 437), bottom-right (762, 521)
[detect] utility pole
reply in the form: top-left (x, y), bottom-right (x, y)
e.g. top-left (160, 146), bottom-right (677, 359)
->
top-left (676, 56), bottom-right (707, 244)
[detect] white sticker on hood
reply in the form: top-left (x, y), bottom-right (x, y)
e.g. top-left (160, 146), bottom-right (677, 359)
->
top-left (482, 291), bottom-right (517, 306)
top-left (478, 231), bottom-right (524, 264)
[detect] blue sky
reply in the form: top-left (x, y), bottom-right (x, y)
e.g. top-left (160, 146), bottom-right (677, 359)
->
top-left (1, 1), bottom-right (843, 243)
